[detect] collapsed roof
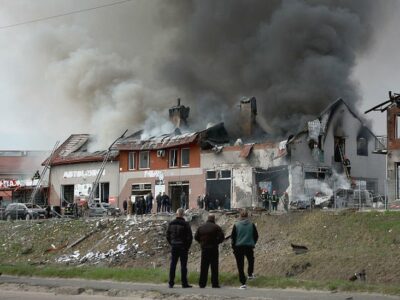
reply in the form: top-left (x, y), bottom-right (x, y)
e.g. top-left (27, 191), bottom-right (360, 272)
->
top-left (117, 123), bottom-right (229, 151)
top-left (44, 134), bottom-right (119, 166)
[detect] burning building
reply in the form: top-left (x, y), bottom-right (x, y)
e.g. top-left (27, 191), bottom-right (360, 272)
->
top-left (202, 98), bottom-right (385, 209)
top-left (286, 99), bottom-right (385, 206)
top-left (116, 100), bottom-right (229, 211)
top-left (46, 96), bottom-right (385, 211)
top-left (46, 135), bottom-right (120, 208)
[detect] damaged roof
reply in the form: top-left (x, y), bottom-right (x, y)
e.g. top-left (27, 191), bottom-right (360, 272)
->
top-left (45, 134), bottom-right (119, 166)
top-left (287, 98), bottom-right (383, 146)
top-left (117, 123), bottom-right (229, 151)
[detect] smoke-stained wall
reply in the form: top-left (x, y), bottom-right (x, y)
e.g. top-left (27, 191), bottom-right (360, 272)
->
top-left (289, 101), bottom-right (385, 197)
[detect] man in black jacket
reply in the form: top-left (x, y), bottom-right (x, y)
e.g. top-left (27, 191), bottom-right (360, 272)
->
top-left (195, 214), bottom-right (225, 288)
top-left (166, 208), bottom-right (193, 288)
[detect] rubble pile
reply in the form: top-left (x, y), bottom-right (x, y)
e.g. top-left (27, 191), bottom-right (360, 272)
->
top-left (56, 218), bottom-right (170, 266)
top-left (1, 210), bottom-right (400, 285)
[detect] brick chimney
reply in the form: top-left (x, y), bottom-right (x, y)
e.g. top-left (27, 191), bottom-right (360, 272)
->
top-left (169, 98), bottom-right (190, 128)
top-left (239, 97), bottom-right (257, 136)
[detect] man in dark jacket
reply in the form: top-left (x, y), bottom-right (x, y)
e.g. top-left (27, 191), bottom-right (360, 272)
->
top-left (161, 192), bottom-right (169, 212)
top-left (231, 209), bottom-right (259, 289)
top-left (180, 191), bottom-right (187, 210)
top-left (166, 208), bottom-right (193, 288)
top-left (156, 192), bottom-right (162, 213)
top-left (195, 214), bottom-right (224, 288)
top-left (146, 192), bottom-right (153, 214)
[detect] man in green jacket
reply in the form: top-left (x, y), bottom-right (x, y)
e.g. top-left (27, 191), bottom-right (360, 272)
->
top-left (231, 209), bottom-right (259, 289)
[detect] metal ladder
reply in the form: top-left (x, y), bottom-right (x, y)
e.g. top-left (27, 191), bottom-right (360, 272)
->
top-left (337, 145), bottom-right (356, 188)
top-left (87, 130), bottom-right (128, 208)
top-left (29, 141), bottom-right (60, 206)
top-left (87, 150), bottom-right (112, 208)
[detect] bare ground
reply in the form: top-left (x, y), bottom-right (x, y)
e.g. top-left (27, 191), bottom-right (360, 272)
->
top-left (0, 209), bottom-right (399, 285)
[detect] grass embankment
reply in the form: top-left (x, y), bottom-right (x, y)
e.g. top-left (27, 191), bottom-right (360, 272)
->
top-left (0, 210), bottom-right (400, 295)
top-left (1, 264), bottom-right (400, 295)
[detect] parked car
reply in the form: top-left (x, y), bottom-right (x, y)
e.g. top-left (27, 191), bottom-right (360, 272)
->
top-left (89, 202), bottom-right (120, 217)
top-left (4, 203), bottom-right (46, 220)
top-left (0, 200), bottom-right (11, 220)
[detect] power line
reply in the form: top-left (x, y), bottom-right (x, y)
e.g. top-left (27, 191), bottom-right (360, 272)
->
top-left (0, 0), bottom-right (133, 30)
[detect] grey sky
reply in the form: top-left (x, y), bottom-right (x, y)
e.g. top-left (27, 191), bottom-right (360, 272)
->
top-left (0, 0), bottom-right (395, 150)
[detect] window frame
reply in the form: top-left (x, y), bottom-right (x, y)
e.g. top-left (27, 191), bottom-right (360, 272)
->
top-left (356, 137), bottom-right (368, 156)
top-left (169, 148), bottom-right (179, 168)
top-left (139, 151), bottom-right (150, 170)
top-left (128, 151), bottom-right (136, 170)
top-left (181, 148), bottom-right (190, 167)
top-left (396, 114), bottom-right (400, 139)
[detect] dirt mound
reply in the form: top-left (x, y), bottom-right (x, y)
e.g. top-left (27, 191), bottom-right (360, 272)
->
top-left (0, 210), bottom-right (399, 284)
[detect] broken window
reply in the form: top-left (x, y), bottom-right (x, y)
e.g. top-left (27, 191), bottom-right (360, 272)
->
top-left (334, 137), bottom-right (346, 162)
top-left (181, 148), bottom-right (190, 167)
top-left (128, 152), bottom-right (135, 170)
top-left (169, 149), bottom-right (178, 168)
top-left (357, 137), bottom-right (368, 156)
top-left (305, 172), bottom-right (326, 180)
top-left (139, 151), bottom-right (150, 169)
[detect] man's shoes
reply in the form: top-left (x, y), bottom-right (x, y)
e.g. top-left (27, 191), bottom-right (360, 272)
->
top-left (199, 285), bottom-right (205, 288)
top-left (212, 285), bottom-right (221, 288)
top-left (248, 274), bottom-right (256, 280)
top-left (182, 284), bottom-right (192, 288)
top-left (168, 284), bottom-right (174, 288)
top-left (239, 284), bottom-right (247, 289)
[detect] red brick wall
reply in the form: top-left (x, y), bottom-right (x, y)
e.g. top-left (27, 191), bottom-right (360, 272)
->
top-left (119, 142), bottom-right (201, 172)
top-left (387, 106), bottom-right (400, 150)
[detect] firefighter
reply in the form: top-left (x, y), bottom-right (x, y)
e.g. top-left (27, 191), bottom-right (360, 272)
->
top-left (271, 190), bottom-right (279, 211)
top-left (343, 156), bottom-right (351, 175)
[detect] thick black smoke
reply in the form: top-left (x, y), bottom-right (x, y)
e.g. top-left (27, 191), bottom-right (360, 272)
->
top-left (157, 0), bottom-right (387, 137)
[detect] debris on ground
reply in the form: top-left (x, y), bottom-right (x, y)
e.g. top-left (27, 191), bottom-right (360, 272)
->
top-left (0, 210), bottom-right (399, 285)
top-left (290, 243), bottom-right (309, 255)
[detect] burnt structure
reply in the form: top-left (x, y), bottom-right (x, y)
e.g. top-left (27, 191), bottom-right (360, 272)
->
top-left (47, 97), bottom-right (386, 211)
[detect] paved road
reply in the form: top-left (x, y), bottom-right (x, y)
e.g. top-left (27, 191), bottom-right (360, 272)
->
top-left (0, 290), bottom-right (149, 300)
top-left (0, 275), bottom-right (399, 300)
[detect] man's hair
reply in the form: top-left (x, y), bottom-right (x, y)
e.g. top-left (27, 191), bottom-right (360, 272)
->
top-left (207, 214), bottom-right (215, 222)
top-left (176, 208), bottom-right (184, 217)
top-left (240, 209), bottom-right (248, 218)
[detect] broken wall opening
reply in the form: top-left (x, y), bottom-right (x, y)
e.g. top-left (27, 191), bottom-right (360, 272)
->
top-left (256, 166), bottom-right (289, 196)
top-left (206, 170), bottom-right (231, 209)
top-left (169, 181), bottom-right (189, 211)
top-left (61, 184), bottom-right (74, 207)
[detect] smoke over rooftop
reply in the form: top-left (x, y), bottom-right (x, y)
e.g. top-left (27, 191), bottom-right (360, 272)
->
top-left (0, 0), bottom-right (395, 149)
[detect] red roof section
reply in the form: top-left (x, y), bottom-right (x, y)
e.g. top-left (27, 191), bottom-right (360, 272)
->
top-left (47, 134), bottom-right (119, 166)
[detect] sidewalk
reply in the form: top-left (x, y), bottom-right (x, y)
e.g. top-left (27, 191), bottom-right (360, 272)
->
top-left (0, 275), bottom-right (399, 300)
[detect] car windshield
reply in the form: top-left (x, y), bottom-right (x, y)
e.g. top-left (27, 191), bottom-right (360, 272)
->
top-left (25, 204), bottom-right (41, 209)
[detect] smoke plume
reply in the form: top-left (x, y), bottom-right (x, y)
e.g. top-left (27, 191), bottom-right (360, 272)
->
top-left (0, 0), bottom-right (395, 149)
top-left (157, 0), bottom-right (390, 137)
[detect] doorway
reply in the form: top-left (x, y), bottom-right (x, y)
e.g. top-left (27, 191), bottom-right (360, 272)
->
top-left (61, 185), bottom-right (74, 207)
top-left (169, 181), bottom-right (189, 212)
